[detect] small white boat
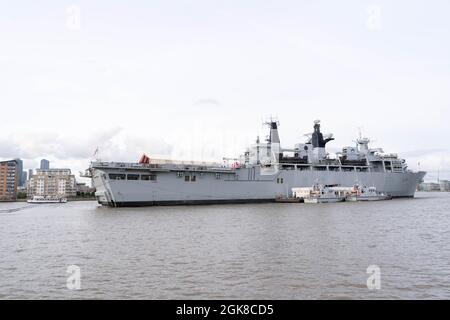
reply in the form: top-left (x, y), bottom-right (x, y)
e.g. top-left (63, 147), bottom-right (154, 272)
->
top-left (345, 184), bottom-right (391, 202)
top-left (27, 196), bottom-right (68, 203)
top-left (303, 183), bottom-right (346, 204)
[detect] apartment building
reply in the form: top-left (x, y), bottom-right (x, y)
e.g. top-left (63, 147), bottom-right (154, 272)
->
top-left (0, 160), bottom-right (19, 201)
top-left (28, 168), bottom-right (76, 198)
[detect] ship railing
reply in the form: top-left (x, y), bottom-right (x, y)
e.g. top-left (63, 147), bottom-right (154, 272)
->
top-left (145, 158), bottom-right (223, 167)
top-left (379, 153), bottom-right (399, 159)
top-left (91, 160), bottom-right (232, 170)
top-left (280, 163), bottom-right (380, 173)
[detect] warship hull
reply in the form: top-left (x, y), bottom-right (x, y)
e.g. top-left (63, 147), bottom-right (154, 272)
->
top-left (89, 119), bottom-right (426, 207)
top-left (91, 165), bottom-right (426, 207)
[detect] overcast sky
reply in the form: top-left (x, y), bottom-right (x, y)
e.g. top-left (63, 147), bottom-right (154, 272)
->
top-left (1, 0), bottom-right (449, 182)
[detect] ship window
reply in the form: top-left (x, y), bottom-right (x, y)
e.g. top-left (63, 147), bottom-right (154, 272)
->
top-left (185, 175), bottom-right (190, 182)
top-left (176, 172), bottom-right (183, 178)
top-left (127, 174), bottom-right (139, 180)
top-left (215, 173), bottom-right (221, 179)
top-left (280, 178), bottom-right (284, 184)
top-left (384, 161), bottom-right (392, 172)
top-left (142, 174), bottom-right (157, 181)
top-left (191, 175), bottom-right (196, 182)
top-left (109, 174), bottom-right (125, 180)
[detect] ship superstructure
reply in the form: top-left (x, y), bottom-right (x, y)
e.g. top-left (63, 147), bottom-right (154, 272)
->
top-left (88, 120), bottom-right (426, 207)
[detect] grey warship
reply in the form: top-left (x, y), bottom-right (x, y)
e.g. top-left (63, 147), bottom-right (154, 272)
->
top-left (89, 120), bottom-right (426, 207)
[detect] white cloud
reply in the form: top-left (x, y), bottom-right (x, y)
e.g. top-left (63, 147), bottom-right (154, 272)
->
top-left (1, 1), bottom-right (449, 182)
top-left (0, 127), bottom-right (173, 181)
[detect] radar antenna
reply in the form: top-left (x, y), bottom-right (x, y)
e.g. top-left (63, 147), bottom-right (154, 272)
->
top-left (357, 126), bottom-right (363, 140)
top-left (354, 126), bottom-right (371, 145)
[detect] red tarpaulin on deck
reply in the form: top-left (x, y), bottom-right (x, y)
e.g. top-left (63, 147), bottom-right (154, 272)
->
top-left (138, 154), bottom-right (150, 164)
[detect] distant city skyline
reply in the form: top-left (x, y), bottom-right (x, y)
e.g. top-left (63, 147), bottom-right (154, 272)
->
top-left (1, 1), bottom-right (449, 182)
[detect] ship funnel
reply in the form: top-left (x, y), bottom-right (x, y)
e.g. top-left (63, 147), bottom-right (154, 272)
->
top-left (312, 120), bottom-right (334, 148)
top-left (266, 120), bottom-right (280, 144)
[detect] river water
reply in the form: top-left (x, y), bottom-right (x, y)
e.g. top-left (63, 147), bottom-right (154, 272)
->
top-left (0, 192), bottom-right (449, 299)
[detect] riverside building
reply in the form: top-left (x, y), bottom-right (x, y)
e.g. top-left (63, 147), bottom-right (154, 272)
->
top-left (28, 168), bottom-right (77, 198)
top-left (0, 160), bottom-right (19, 201)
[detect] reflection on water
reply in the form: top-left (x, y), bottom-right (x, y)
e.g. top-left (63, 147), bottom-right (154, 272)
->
top-left (0, 192), bottom-right (449, 299)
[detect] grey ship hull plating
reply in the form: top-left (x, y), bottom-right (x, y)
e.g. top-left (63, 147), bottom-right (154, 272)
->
top-left (90, 119), bottom-right (426, 207)
top-left (91, 164), bottom-right (425, 207)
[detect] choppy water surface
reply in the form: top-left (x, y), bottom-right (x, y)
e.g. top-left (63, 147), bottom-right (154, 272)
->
top-left (1, 192), bottom-right (449, 299)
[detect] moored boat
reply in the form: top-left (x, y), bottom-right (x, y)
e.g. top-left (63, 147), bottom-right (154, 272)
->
top-left (345, 183), bottom-right (391, 202)
top-left (275, 197), bottom-right (301, 203)
top-left (27, 196), bottom-right (68, 203)
top-left (303, 182), bottom-right (346, 204)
